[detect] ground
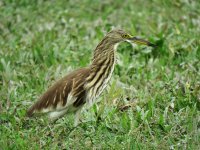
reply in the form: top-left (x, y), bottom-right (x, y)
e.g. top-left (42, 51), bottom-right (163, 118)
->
top-left (0, 0), bottom-right (200, 149)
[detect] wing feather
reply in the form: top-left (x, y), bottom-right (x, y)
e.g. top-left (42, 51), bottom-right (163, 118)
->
top-left (27, 68), bottom-right (90, 117)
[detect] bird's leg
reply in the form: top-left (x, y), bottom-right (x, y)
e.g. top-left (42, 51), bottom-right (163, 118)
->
top-left (74, 108), bottom-right (82, 127)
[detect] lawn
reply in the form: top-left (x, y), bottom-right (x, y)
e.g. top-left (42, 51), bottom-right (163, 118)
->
top-left (0, 0), bottom-right (199, 149)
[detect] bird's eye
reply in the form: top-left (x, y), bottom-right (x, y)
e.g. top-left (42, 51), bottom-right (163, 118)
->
top-left (122, 34), bottom-right (130, 38)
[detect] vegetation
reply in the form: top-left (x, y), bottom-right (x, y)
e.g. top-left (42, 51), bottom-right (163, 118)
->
top-left (0, 0), bottom-right (199, 149)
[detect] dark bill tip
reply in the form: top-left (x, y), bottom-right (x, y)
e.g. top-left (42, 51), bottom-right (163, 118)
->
top-left (147, 42), bottom-right (157, 47)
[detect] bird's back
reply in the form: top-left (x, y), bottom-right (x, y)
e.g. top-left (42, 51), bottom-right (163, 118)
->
top-left (27, 67), bottom-right (90, 117)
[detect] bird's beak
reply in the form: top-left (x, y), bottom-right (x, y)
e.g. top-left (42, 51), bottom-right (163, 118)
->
top-left (129, 36), bottom-right (156, 47)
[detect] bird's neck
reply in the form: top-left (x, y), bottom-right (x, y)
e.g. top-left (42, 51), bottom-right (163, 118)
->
top-left (92, 37), bottom-right (119, 62)
top-left (90, 40), bottom-right (119, 72)
top-left (91, 46), bottom-right (115, 66)
top-left (84, 41), bottom-right (119, 104)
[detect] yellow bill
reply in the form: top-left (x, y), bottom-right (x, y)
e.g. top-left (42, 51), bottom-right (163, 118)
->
top-left (129, 37), bottom-right (156, 47)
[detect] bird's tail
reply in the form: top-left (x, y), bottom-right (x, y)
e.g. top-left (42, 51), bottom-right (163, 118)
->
top-left (26, 97), bottom-right (53, 117)
top-left (26, 104), bottom-right (36, 117)
top-left (26, 100), bottom-right (43, 117)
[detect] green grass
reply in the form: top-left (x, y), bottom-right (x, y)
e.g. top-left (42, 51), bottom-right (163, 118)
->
top-left (0, 0), bottom-right (200, 149)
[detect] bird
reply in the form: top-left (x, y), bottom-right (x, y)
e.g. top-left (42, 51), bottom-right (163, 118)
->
top-left (27, 29), bottom-right (155, 126)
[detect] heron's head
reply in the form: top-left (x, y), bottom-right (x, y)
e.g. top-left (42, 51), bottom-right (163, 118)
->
top-left (106, 29), bottom-right (155, 47)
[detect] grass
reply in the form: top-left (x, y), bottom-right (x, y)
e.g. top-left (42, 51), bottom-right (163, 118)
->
top-left (0, 0), bottom-right (200, 149)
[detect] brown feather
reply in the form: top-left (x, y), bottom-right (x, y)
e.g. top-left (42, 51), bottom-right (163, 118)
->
top-left (26, 29), bottom-right (145, 125)
top-left (27, 68), bottom-right (90, 117)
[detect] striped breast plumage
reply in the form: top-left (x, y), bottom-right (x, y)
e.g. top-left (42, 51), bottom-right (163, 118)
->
top-left (85, 50), bottom-right (116, 106)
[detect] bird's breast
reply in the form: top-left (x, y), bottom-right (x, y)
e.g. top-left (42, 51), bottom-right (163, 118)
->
top-left (86, 61), bottom-right (115, 106)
